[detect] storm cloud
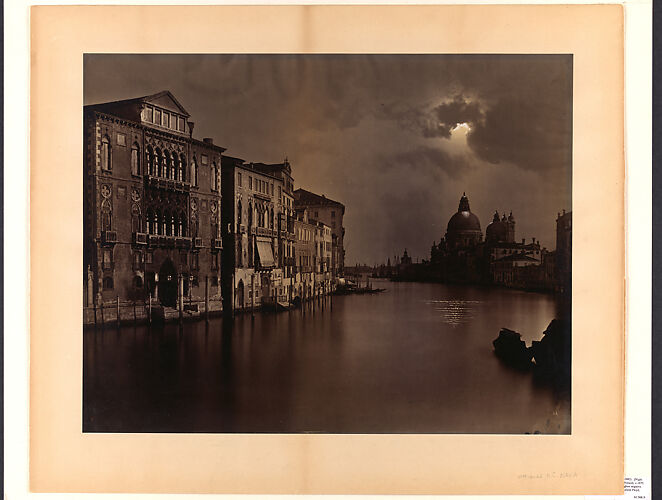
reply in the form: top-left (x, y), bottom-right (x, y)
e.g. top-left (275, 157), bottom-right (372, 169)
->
top-left (84, 54), bottom-right (572, 264)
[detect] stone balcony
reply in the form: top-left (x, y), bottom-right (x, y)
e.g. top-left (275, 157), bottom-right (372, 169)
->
top-left (144, 174), bottom-right (191, 192)
top-left (102, 230), bottom-right (117, 245)
top-left (132, 232), bottom-right (148, 245)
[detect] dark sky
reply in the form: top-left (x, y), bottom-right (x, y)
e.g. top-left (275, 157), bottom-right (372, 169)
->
top-left (84, 54), bottom-right (572, 265)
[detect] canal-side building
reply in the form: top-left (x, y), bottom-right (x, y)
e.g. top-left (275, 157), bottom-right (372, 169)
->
top-left (316, 221), bottom-right (333, 294)
top-left (293, 208), bottom-right (334, 300)
top-left (294, 189), bottom-right (346, 276)
top-left (220, 156), bottom-right (301, 311)
top-left (555, 210), bottom-right (572, 294)
top-left (83, 91), bottom-right (225, 323)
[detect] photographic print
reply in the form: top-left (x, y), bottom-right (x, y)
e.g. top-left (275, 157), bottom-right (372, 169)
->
top-left (83, 54), bottom-right (572, 434)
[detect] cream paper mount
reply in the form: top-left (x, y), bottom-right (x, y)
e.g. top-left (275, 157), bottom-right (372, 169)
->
top-left (30, 4), bottom-right (624, 494)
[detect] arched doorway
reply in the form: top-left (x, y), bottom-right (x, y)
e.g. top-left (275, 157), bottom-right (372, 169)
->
top-left (159, 258), bottom-right (178, 307)
top-left (235, 280), bottom-right (244, 310)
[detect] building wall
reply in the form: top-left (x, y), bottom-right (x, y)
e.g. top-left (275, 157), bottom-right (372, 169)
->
top-left (299, 203), bottom-right (345, 275)
top-left (84, 106), bottom-right (224, 314)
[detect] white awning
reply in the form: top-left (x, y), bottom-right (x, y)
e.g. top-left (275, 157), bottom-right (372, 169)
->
top-left (256, 240), bottom-right (275, 268)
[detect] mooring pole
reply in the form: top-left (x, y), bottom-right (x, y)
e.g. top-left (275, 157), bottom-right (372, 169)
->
top-left (205, 275), bottom-right (210, 322)
top-left (148, 294), bottom-right (152, 325)
top-left (178, 274), bottom-right (184, 325)
top-left (116, 296), bottom-right (120, 329)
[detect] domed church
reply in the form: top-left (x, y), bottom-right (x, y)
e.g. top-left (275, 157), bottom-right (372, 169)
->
top-left (445, 193), bottom-right (483, 249)
top-left (485, 210), bottom-right (515, 244)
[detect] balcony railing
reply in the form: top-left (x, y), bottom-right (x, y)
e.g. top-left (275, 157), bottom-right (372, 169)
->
top-left (144, 174), bottom-right (191, 192)
top-left (212, 238), bottom-right (223, 250)
top-left (133, 232), bottom-right (147, 245)
top-left (255, 227), bottom-right (270, 237)
top-left (193, 237), bottom-right (203, 248)
top-left (102, 230), bottom-right (117, 244)
top-left (147, 234), bottom-right (176, 247)
top-left (175, 236), bottom-right (192, 249)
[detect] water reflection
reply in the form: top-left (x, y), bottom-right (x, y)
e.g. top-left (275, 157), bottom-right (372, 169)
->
top-left (425, 299), bottom-right (480, 325)
top-left (83, 280), bottom-right (570, 434)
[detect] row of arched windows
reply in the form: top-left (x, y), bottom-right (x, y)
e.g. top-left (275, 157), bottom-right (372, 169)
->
top-left (146, 146), bottom-right (188, 182)
top-left (237, 200), bottom-right (277, 230)
top-left (100, 136), bottom-right (213, 190)
top-left (145, 208), bottom-right (188, 237)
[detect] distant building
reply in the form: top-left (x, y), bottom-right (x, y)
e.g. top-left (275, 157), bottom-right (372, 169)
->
top-left (445, 193), bottom-right (483, 249)
top-left (293, 208), bottom-right (333, 300)
top-left (418, 192), bottom-right (568, 293)
top-left (555, 210), bottom-right (572, 293)
top-left (485, 210), bottom-right (515, 244)
top-left (294, 189), bottom-right (346, 276)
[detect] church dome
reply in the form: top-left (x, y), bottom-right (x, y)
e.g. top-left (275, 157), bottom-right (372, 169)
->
top-left (447, 210), bottom-right (482, 233)
top-left (445, 193), bottom-right (482, 249)
top-left (446, 193), bottom-right (482, 233)
top-left (486, 211), bottom-right (507, 242)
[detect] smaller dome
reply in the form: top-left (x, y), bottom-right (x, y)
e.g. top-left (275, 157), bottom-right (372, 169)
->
top-left (486, 220), bottom-right (507, 242)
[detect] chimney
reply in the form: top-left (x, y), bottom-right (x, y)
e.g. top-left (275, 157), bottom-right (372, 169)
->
top-left (187, 121), bottom-right (195, 138)
top-left (522, 238), bottom-right (525, 244)
top-left (203, 138), bottom-right (214, 145)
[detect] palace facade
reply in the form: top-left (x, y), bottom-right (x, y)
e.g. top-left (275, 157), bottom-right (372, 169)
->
top-left (84, 90), bottom-right (346, 324)
top-left (83, 91), bottom-right (225, 323)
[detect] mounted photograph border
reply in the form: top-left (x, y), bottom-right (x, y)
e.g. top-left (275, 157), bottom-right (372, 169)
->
top-left (29, 4), bottom-right (624, 495)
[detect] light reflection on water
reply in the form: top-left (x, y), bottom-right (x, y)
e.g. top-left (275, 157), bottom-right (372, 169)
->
top-left (84, 280), bottom-right (570, 434)
top-left (425, 299), bottom-right (481, 325)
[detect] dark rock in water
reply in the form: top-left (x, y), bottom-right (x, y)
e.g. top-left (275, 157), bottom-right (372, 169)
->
top-left (531, 318), bottom-right (571, 392)
top-left (493, 328), bottom-right (532, 369)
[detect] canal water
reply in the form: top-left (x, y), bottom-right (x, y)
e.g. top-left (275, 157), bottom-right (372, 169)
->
top-left (84, 280), bottom-right (570, 434)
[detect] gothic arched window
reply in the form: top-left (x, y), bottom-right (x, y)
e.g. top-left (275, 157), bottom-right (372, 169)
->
top-left (101, 136), bottom-right (111, 171)
top-left (146, 208), bottom-right (154, 234)
top-left (131, 205), bottom-right (141, 233)
top-left (155, 209), bottom-right (162, 235)
top-left (131, 143), bottom-right (140, 176)
top-left (173, 212), bottom-right (180, 236)
top-left (101, 201), bottom-right (112, 232)
top-left (155, 148), bottom-right (162, 177)
top-left (179, 211), bottom-right (186, 236)
top-left (270, 208), bottom-right (274, 229)
top-left (147, 146), bottom-right (155, 176)
top-left (191, 214), bottom-right (199, 238)
top-left (180, 154), bottom-right (187, 182)
top-left (164, 151), bottom-right (172, 179)
top-left (211, 163), bottom-right (219, 191)
top-left (191, 158), bottom-right (198, 187)
top-left (172, 154), bottom-right (180, 181)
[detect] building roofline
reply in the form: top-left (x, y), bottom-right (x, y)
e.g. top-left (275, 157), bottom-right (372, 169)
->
top-left (294, 188), bottom-right (345, 209)
top-left (85, 90), bottom-right (191, 117)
